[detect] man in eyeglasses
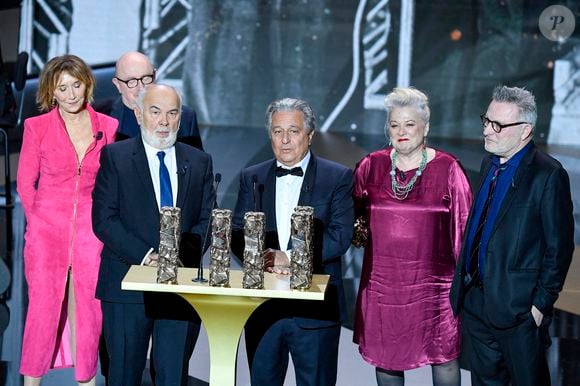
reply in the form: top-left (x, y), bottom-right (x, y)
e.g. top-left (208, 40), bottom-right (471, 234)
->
top-left (450, 85), bottom-right (574, 386)
top-left (95, 51), bottom-right (203, 386)
top-left (95, 51), bottom-right (203, 150)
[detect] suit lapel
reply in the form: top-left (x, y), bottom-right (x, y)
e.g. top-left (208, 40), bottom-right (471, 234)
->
top-left (112, 98), bottom-right (125, 122)
top-left (467, 156), bottom-right (493, 231)
top-left (476, 157), bottom-right (493, 196)
top-left (298, 154), bottom-right (316, 206)
top-left (112, 99), bottom-right (130, 141)
top-left (131, 138), bottom-right (159, 212)
top-left (175, 144), bottom-right (191, 208)
top-left (490, 146), bottom-right (535, 232)
top-left (264, 160), bottom-right (277, 231)
top-left (459, 156), bottom-right (492, 271)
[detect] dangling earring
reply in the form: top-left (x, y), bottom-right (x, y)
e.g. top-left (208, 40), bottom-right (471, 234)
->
top-left (51, 97), bottom-right (56, 106)
top-left (388, 139), bottom-right (392, 147)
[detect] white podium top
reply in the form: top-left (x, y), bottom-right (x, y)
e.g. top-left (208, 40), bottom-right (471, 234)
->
top-left (122, 265), bottom-right (329, 301)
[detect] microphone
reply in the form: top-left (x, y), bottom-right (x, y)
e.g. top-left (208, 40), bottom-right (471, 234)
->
top-left (214, 173), bottom-right (222, 208)
top-left (193, 172), bottom-right (222, 283)
top-left (258, 184), bottom-right (264, 212)
top-left (14, 51), bottom-right (29, 127)
top-left (399, 170), bottom-right (405, 180)
top-left (14, 52), bottom-right (29, 91)
top-left (252, 174), bottom-right (258, 212)
top-left (94, 131), bottom-right (103, 140)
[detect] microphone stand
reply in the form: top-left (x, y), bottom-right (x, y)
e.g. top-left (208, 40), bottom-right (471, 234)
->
top-left (193, 173), bottom-right (221, 283)
top-left (251, 175), bottom-right (258, 212)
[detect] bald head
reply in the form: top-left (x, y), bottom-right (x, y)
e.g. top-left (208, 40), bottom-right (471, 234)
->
top-left (113, 51), bottom-right (156, 109)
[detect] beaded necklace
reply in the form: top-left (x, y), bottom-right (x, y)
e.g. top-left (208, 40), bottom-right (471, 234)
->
top-left (390, 148), bottom-right (427, 200)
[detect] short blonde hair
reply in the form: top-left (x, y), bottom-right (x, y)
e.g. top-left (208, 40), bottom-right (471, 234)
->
top-left (384, 87), bottom-right (430, 130)
top-left (36, 55), bottom-right (95, 112)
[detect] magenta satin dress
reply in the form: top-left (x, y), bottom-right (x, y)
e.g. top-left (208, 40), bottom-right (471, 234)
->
top-left (353, 149), bottom-right (472, 371)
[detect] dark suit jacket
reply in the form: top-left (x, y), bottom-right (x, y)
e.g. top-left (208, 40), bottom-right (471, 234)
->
top-left (450, 143), bottom-right (575, 328)
top-left (93, 97), bottom-right (204, 150)
top-left (92, 137), bottom-right (214, 304)
top-left (231, 154), bottom-right (354, 328)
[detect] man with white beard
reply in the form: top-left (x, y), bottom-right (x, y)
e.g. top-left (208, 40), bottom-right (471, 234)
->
top-left (92, 84), bottom-right (215, 386)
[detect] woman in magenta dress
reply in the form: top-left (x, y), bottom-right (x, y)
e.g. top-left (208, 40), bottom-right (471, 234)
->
top-left (353, 88), bottom-right (472, 386)
top-left (17, 55), bottom-right (117, 385)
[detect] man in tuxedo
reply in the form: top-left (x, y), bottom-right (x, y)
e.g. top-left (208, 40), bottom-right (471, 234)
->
top-left (94, 51), bottom-right (203, 150)
top-left (450, 85), bottom-right (575, 386)
top-left (231, 98), bottom-right (354, 386)
top-left (92, 84), bottom-right (214, 386)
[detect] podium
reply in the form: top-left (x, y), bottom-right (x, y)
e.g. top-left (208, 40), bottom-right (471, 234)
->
top-left (122, 266), bottom-right (329, 385)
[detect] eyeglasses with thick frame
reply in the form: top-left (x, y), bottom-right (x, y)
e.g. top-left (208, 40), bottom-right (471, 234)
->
top-left (480, 114), bottom-right (529, 134)
top-left (114, 73), bottom-right (155, 89)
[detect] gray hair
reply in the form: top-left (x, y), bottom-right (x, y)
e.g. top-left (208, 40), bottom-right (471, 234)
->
top-left (265, 98), bottom-right (316, 135)
top-left (384, 87), bottom-right (431, 129)
top-left (135, 84), bottom-right (182, 111)
top-left (491, 85), bottom-right (537, 129)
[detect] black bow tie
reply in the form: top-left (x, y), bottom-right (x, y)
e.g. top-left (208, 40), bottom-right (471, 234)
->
top-left (275, 166), bottom-right (304, 177)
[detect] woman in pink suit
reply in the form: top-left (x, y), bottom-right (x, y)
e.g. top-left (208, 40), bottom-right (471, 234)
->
top-left (17, 55), bottom-right (117, 385)
top-left (352, 88), bottom-right (472, 386)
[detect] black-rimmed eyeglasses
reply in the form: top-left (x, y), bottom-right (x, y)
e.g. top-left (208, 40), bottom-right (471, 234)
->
top-left (115, 74), bottom-right (155, 88)
top-left (480, 114), bottom-right (528, 134)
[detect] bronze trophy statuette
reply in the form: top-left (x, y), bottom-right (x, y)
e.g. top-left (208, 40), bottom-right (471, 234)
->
top-left (242, 211), bottom-right (266, 289)
top-left (290, 206), bottom-right (314, 290)
top-left (157, 206), bottom-right (182, 284)
top-left (208, 208), bottom-right (232, 287)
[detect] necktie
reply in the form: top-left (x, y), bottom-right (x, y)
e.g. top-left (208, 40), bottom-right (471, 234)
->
top-left (157, 151), bottom-right (173, 207)
top-left (275, 166), bottom-right (304, 177)
top-left (466, 165), bottom-right (504, 287)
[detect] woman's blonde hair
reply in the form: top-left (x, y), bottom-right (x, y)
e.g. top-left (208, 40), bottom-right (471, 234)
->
top-left (383, 87), bottom-right (430, 136)
top-left (36, 54), bottom-right (95, 112)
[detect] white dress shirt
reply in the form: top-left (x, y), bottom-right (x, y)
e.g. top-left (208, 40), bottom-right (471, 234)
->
top-left (141, 139), bottom-right (179, 264)
top-left (275, 151), bottom-right (311, 254)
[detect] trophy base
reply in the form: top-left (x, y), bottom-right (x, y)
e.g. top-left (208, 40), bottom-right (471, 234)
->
top-left (291, 286), bottom-right (311, 291)
top-left (211, 283), bottom-right (230, 288)
top-left (158, 280), bottom-right (178, 285)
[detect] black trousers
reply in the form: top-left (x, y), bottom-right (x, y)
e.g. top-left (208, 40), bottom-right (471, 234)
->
top-left (461, 286), bottom-right (551, 386)
top-left (245, 317), bottom-right (340, 386)
top-left (101, 301), bottom-right (193, 386)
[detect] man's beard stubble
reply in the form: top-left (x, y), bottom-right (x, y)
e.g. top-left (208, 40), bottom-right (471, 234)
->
top-left (141, 127), bottom-right (178, 150)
